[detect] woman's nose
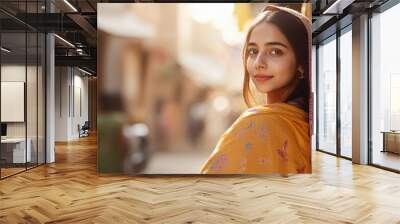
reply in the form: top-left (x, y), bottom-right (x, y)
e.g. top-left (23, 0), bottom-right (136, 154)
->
top-left (254, 52), bottom-right (267, 70)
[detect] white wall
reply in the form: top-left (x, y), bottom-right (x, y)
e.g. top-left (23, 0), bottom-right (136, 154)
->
top-left (55, 67), bottom-right (69, 141)
top-left (55, 67), bottom-right (89, 141)
top-left (1, 66), bottom-right (26, 136)
top-left (1, 65), bottom-right (37, 138)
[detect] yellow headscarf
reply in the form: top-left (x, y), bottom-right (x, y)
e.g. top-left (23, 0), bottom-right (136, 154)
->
top-left (200, 103), bottom-right (311, 174)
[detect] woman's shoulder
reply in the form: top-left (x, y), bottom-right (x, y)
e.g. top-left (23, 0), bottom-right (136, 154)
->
top-left (231, 105), bottom-right (287, 130)
top-left (240, 103), bottom-right (308, 121)
top-left (226, 103), bottom-right (308, 135)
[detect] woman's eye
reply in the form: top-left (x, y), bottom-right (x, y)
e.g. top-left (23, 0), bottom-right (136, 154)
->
top-left (248, 48), bottom-right (258, 55)
top-left (270, 49), bottom-right (283, 56)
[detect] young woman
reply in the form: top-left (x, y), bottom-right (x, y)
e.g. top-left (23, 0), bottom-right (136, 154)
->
top-left (201, 5), bottom-right (312, 174)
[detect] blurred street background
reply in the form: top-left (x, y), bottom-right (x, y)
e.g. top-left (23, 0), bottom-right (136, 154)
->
top-left (97, 3), bottom-right (311, 174)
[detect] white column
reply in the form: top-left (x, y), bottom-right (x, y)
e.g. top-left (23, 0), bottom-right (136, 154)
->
top-left (45, 1), bottom-right (55, 163)
top-left (46, 33), bottom-right (55, 163)
top-left (352, 14), bottom-right (369, 164)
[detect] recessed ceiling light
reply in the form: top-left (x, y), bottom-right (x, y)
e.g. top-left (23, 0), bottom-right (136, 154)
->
top-left (322, 0), bottom-right (355, 15)
top-left (54, 34), bottom-right (75, 48)
top-left (1, 47), bottom-right (11, 53)
top-left (63, 0), bottom-right (78, 12)
top-left (77, 67), bottom-right (93, 76)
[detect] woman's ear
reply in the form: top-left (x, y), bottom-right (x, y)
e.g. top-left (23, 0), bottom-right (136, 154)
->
top-left (297, 66), bottom-right (305, 79)
top-left (297, 66), bottom-right (304, 74)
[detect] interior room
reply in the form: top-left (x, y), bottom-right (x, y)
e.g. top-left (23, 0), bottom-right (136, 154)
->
top-left (0, 0), bottom-right (399, 223)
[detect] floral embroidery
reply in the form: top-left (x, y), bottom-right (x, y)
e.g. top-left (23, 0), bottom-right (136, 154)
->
top-left (258, 157), bottom-right (268, 165)
top-left (236, 120), bottom-right (256, 139)
top-left (210, 154), bottom-right (229, 171)
top-left (296, 165), bottom-right (306, 173)
top-left (247, 120), bottom-right (256, 129)
top-left (256, 124), bottom-right (268, 139)
top-left (244, 142), bottom-right (253, 152)
top-left (277, 140), bottom-right (288, 162)
top-left (239, 158), bottom-right (247, 172)
top-left (237, 128), bottom-right (247, 139)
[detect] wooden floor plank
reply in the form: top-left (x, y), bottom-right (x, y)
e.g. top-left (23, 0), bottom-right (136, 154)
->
top-left (0, 135), bottom-right (400, 223)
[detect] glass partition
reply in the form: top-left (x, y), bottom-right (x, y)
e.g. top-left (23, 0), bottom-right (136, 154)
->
top-left (1, 30), bottom-right (28, 177)
top-left (0, 1), bottom-right (46, 179)
top-left (27, 30), bottom-right (38, 169)
top-left (317, 35), bottom-right (337, 155)
top-left (339, 27), bottom-right (352, 158)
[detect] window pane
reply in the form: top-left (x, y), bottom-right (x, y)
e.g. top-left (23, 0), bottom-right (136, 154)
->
top-left (312, 45), bottom-right (317, 151)
top-left (371, 3), bottom-right (400, 171)
top-left (340, 29), bottom-right (352, 158)
top-left (318, 37), bottom-right (337, 154)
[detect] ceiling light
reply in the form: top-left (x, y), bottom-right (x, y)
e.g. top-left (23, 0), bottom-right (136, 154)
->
top-left (1, 47), bottom-right (11, 53)
top-left (54, 34), bottom-right (75, 48)
top-left (77, 67), bottom-right (93, 76)
top-left (322, 0), bottom-right (355, 15)
top-left (63, 0), bottom-right (78, 12)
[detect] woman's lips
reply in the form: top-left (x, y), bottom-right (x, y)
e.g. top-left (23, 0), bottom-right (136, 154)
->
top-left (253, 75), bottom-right (273, 83)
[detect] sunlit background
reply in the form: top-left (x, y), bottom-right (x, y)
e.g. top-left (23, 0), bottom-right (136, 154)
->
top-left (97, 3), bottom-right (311, 174)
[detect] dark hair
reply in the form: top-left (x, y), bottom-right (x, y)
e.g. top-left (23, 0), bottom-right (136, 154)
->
top-left (242, 9), bottom-right (310, 112)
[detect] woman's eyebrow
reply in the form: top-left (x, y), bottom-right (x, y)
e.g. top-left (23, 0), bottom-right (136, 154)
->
top-left (247, 42), bottom-right (288, 48)
top-left (265, 42), bottom-right (288, 48)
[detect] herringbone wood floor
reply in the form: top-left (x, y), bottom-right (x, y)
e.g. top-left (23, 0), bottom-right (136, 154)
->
top-left (1, 135), bottom-right (400, 223)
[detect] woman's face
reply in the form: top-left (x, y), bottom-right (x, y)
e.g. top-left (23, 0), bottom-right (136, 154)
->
top-left (246, 22), bottom-right (301, 95)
